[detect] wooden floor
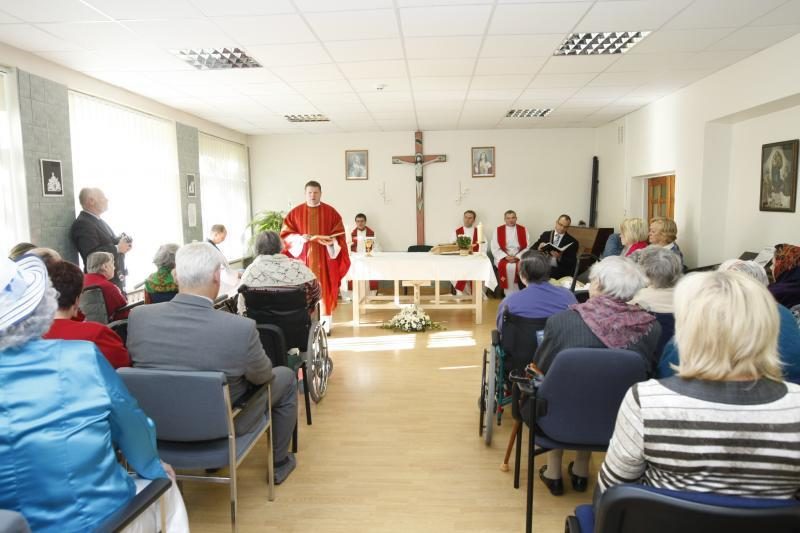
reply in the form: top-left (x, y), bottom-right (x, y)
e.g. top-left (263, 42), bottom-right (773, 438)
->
top-left (182, 298), bottom-right (601, 532)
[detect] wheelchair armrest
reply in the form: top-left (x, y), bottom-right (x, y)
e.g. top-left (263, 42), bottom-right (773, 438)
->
top-left (255, 324), bottom-right (289, 367)
top-left (491, 329), bottom-right (500, 346)
top-left (94, 477), bottom-right (171, 533)
top-left (117, 300), bottom-right (144, 314)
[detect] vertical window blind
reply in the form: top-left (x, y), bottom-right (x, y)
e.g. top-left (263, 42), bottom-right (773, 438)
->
top-left (0, 71), bottom-right (29, 256)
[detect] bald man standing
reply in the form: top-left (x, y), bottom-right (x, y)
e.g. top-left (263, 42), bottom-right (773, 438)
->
top-left (70, 187), bottom-right (132, 290)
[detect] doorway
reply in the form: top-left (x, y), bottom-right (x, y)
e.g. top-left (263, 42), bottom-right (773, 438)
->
top-left (647, 175), bottom-right (675, 220)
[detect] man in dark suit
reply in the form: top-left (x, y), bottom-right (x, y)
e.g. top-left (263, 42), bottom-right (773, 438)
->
top-left (126, 242), bottom-right (299, 485)
top-left (532, 214), bottom-right (579, 279)
top-left (69, 188), bottom-right (130, 289)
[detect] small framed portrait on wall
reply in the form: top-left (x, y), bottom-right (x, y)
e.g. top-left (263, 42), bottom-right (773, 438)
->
top-left (760, 140), bottom-right (799, 212)
top-left (345, 150), bottom-right (368, 180)
top-left (187, 174), bottom-right (197, 197)
top-left (41, 159), bottom-right (63, 197)
top-left (471, 147), bottom-right (495, 178)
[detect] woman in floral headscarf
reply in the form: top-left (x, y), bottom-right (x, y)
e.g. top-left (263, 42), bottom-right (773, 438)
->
top-left (769, 243), bottom-right (800, 309)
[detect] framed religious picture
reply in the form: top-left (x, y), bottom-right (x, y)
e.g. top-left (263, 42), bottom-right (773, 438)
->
top-left (760, 140), bottom-right (799, 212)
top-left (345, 150), bottom-right (368, 180)
top-left (40, 159), bottom-right (63, 197)
top-left (187, 173), bottom-right (197, 197)
top-left (472, 147), bottom-right (495, 178)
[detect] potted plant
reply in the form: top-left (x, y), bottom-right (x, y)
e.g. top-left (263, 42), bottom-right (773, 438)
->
top-left (244, 210), bottom-right (285, 267)
top-left (456, 235), bottom-right (472, 256)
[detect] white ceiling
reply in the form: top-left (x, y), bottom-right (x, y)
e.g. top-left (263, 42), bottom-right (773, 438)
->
top-left (1, 0), bottom-right (800, 134)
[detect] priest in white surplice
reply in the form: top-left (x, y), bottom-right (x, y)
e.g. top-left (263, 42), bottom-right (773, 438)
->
top-left (490, 210), bottom-right (530, 297)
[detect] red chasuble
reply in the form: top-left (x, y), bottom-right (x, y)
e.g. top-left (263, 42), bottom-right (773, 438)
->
top-left (496, 224), bottom-right (528, 289)
top-left (454, 226), bottom-right (479, 292)
top-left (281, 202), bottom-right (351, 312)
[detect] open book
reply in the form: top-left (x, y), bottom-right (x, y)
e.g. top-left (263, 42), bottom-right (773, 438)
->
top-left (539, 240), bottom-right (574, 254)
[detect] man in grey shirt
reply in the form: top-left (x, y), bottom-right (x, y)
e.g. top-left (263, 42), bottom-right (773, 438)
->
top-left (127, 242), bottom-right (298, 484)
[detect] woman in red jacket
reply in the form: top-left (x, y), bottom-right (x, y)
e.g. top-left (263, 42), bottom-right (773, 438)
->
top-left (43, 260), bottom-right (130, 368)
top-left (84, 251), bottom-right (129, 320)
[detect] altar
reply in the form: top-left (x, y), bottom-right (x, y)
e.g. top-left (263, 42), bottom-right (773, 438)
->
top-left (347, 252), bottom-right (498, 327)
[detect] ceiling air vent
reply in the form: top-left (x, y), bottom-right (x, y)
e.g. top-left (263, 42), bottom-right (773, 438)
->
top-left (172, 48), bottom-right (261, 70)
top-left (285, 114), bottom-right (330, 123)
top-left (506, 109), bottom-right (552, 118)
top-left (554, 32), bottom-right (650, 56)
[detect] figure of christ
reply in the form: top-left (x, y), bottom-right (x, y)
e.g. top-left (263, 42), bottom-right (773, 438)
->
top-left (281, 181), bottom-right (351, 333)
top-left (392, 131), bottom-right (447, 245)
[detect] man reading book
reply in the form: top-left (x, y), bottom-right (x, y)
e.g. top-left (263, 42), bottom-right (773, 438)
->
top-left (533, 214), bottom-right (578, 279)
top-left (281, 180), bottom-right (351, 333)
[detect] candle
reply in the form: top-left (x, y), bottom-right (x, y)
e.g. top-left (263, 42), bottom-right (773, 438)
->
top-left (476, 222), bottom-right (483, 245)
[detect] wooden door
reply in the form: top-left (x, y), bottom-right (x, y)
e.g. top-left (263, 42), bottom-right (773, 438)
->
top-left (647, 175), bottom-right (675, 220)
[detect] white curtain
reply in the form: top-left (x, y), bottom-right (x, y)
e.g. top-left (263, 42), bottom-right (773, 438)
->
top-left (199, 133), bottom-right (250, 260)
top-left (0, 71), bottom-right (29, 256)
top-left (68, 91), bottom-right (182, 287)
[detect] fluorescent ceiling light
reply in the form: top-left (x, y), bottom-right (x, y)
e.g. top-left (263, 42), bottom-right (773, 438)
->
top-left (506, 108), bottom-right (552, 118)
top-left (171, 48), bottom-right (261, 70)
top-left (554, 32), bottom-right (650, 56)
top-left (285, 114), bottom-right (330, 123)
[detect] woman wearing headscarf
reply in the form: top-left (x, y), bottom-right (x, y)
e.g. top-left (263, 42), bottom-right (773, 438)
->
top-left (769, 243), bottom-right (800, 309)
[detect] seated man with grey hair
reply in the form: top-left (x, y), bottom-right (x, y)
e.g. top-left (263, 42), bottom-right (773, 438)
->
top-left (144, 243), bottom-right (179, 304)
top-left (238, 231), bottom-right (321, 316)
top-left (657, 259), bottom-right (800, 382)
top-left (84, 251), bottom-right (130, 320)
top-left (127, 242), bottom-right (299, 485)
top-left (531, 256), bottom-right (661, 496)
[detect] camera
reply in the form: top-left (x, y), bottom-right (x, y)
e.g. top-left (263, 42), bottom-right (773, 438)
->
top-left (120, 232), bottom-right (133, 244)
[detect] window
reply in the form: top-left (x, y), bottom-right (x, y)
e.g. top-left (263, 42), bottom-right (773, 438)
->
top-left (0, 70), bottom-right (29, 256)
top-left (199, 133), bottom-right (250, 260)
top-left (68, 91), bottom-right (182, 287)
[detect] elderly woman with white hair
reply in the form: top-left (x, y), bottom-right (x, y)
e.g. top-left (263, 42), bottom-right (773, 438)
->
top-left (84, 250), bottom-right (129, 320)
top-left (0, 255), bottom-right (188, 531)
top-left (531, 256), bottom-right (662, 496)
top-left (238, 231), bottom-right (321, 315)
top-left (658, 259), bottom-right (800, 382)
top-left (629, 246), bottom-right (682, 313)
top-left (144, 243), bottom-right (179, 304)
top-left (599, 271), bottom-right (800, 498)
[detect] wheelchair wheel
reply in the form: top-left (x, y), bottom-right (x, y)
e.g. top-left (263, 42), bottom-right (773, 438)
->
top-left (483, 345), bottom-right (498, 446)
top-left (479, 348), bottom-right (488, 437)
top-left (306, 322), bottom-right (331, 403)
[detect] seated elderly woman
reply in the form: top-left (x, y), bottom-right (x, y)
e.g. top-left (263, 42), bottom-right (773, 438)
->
top-left (599, 270), bottom-right (800, 499)
top-left (496, 249), bottom-right (576, 332)
top-left (769, 243), bottom-right (800, 309)
top-left (43, 260), bottom-right (130, 368)
top-left (238, 231), bottom-right (321, 315)
top-left (620, 218), bottom-right (648, 257)
top-left (144, 243), bottom-right (179, 304)
top-left (648, 217), bottom-right (685, 270)
top-left (629, 246), bottom-right (682, 313)
top-left (84, 251), bottom-right (129, 320)
top-left (532, 256), bottom-right (661, 496)
top-left (658, 259), bottom-right (800, 382)
top-left (0, 255), bottom-right (188, 531)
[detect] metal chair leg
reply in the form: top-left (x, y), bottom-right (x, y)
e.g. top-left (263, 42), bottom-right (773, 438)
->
top-left (526, 409), bottom-right (535, 533)
top-left (514, 421), bottom-right (523, 489)
top-left (302, 362), bottom-right (312, 425)
top-left (292, 421), bottom-right (298, 453)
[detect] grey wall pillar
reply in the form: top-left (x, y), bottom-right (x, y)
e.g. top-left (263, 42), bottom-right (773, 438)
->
top-left (17, 70), bottom-right (77, 262)
top-left (176, 122), bottom-right (203, 243)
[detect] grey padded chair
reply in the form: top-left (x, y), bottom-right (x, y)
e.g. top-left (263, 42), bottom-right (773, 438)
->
top-left (118, 368), bottom-right (274, 532)
top-left (0, 510), bottom-right (30, 533)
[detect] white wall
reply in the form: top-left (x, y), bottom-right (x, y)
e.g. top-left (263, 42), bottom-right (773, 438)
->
top-left (0, 42), bottom-right (245, 144)
top-left (595, 33), bottom-right (800, 268)
top-left (249, 128), bottom-right (597, 251)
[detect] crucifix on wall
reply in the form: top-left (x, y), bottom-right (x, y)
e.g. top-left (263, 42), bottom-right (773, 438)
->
top-left (392, 131), bottom-right (447, 245)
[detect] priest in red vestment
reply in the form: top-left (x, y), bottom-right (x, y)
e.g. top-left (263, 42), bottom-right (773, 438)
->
top-left (281, 181), bottom-right (350, 332)
top-left (347, 213), bottom-right (379, 293)
top-left (490, 210), bottom-right (531, 297)
top-left (452, 209), bottom-right (480, 295)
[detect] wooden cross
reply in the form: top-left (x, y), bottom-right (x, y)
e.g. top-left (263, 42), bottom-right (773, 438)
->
top-left (392, 131), bottom-right (447, 245)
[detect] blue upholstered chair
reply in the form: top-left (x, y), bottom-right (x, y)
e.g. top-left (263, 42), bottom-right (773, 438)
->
top-left (566, 484), bottom-right (800, 533)
top-left (513, 348), bottom-right (649, 533)
top-left (118, 368), bottom-right (274, 533)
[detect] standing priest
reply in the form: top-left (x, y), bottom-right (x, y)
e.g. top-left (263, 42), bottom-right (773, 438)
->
top-left (491, 210), bottom-right (530, 297)
top-left (281, 181), bottom-right (350, 333)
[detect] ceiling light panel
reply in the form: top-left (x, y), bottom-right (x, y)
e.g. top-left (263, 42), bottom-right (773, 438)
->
top-left (285, 113), bottom-right (330, 122)
top-left (554, 32), bottom-right (650, 56)
top-left (505, 108), bottom-right (552, 118)
top-left (172, 48), bottom-right (262, 70)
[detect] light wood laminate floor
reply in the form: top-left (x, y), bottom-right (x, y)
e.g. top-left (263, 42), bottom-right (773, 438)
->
top-left (182, 298), bottom-right (601, 532)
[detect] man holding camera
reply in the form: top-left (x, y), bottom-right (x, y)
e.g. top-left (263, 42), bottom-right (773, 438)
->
top-left (70, 187), bottom-right (131, 290)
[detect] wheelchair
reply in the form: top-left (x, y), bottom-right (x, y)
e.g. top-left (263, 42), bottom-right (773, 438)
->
top-left (79, 285), bottom-right (142, 325)
top-left (238, 284), bottom-right (332, 423)
top-left (479, 311), bottom-right (547, 446)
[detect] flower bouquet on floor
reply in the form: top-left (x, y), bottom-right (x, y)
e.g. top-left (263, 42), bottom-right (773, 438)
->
top-left (381, 304), bottom-right (443, 332)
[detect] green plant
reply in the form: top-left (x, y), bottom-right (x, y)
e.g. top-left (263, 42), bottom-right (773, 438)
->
top-left (456, 235), bottom-right (473, 249)
top-left (246, 210), bottom-right (285, 254)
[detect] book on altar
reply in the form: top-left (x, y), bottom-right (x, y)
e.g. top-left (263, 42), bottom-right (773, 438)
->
top-left (539, 241), bottom-right (574, 254)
